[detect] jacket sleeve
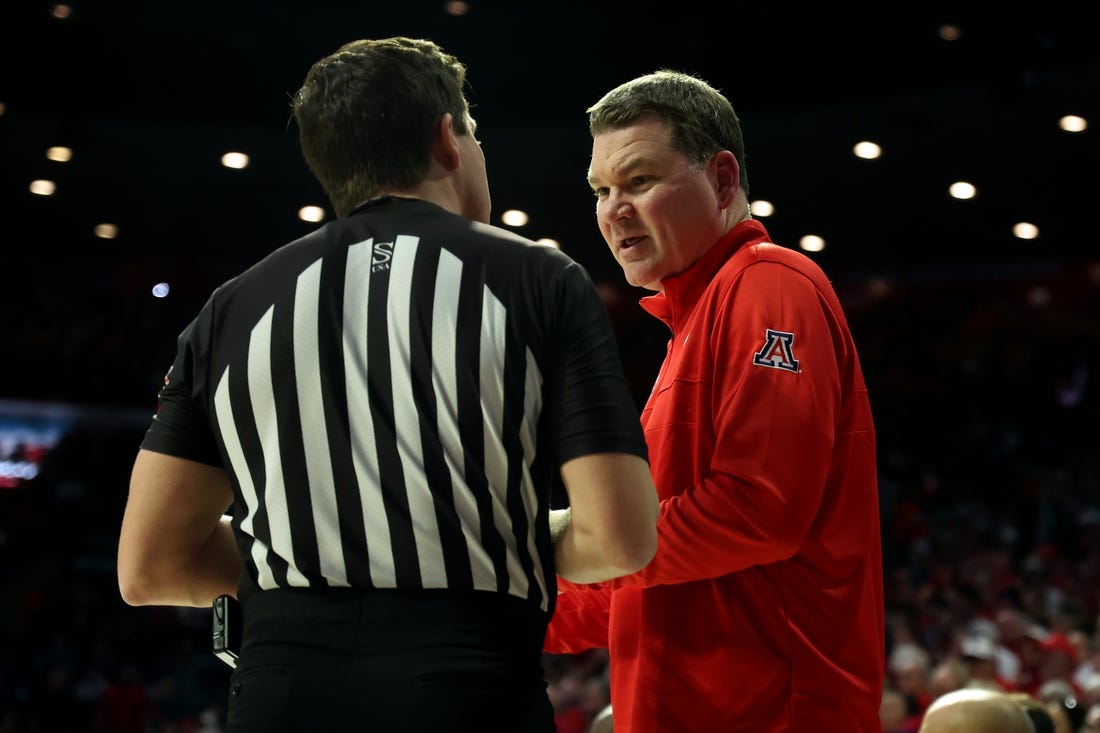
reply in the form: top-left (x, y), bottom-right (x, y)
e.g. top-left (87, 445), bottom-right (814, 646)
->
top-left (543, 579), bottom-right (612, 653)
top-left (607, 260), bottom-right (844, 590)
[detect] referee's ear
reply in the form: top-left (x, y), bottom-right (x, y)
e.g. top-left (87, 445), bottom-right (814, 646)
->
top-left (431, 112), bottom-right (462, 172)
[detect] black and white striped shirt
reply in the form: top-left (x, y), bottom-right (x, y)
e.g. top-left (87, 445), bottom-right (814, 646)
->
top-left (142, 197), bottom-right (646, 615)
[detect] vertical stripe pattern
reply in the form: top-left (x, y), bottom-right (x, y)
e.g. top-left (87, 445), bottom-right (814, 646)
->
top-left (343, 238), bottom-right (397, 587)
top-left (212, 233), bottom-right (551, 610)
top-left (293, 259), bottom-right (348, 586)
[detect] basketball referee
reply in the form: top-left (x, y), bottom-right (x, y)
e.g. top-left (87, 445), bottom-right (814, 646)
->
top-left (117, 37), bottom-right (659, 733)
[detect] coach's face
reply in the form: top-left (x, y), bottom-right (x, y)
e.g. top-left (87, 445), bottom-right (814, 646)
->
top-left (589, 114), bottom-right (730, 292)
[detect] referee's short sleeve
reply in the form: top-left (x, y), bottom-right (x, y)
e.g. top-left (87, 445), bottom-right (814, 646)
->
top-left (550, 262), bottom-right (648, 465)
top-left (141, 309), bottom-right (223, 468)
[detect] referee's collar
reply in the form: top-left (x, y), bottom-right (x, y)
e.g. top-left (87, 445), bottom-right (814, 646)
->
top-left (347, 195), bottom-right (430, 217)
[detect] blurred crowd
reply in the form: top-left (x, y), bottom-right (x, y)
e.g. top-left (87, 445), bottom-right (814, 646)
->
top-left (1, 259), bottom-right (1097, 732)
top-left (864, 263), bottom-right (1099, 732)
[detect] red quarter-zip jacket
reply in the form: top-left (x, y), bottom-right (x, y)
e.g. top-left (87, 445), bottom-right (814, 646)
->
top-left (545, 219), bottom-right (885, 732)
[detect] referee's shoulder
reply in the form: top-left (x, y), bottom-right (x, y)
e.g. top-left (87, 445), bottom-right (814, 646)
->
top-left (467, 219), bottom-right (576, 265)
top-left (202, 223), bottom-right (342, 307)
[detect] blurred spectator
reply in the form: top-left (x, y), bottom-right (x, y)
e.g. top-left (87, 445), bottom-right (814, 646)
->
top-left (891, 642), bottom-right (934, 718)
top-left (997, 608), bottom-right (1043, 691)
top-left (881, 687), bottom-right (922, 733)
top-left (1036, 680), bottom-right (1086, 731)
top-left (1082, 702), bottom-right (1100, 733)
top-left (1044, 698), bottom-right (1080, 733)
top-left (93, 664), bottom-right (146, 733)
top-left (1071, 629), bottom-right (1099, 690)
top-left (544, 651), bottom-right (611, 733)
top-left (928, 657), bottom-right (971, 700)
top-left (968, 617), bottom-right (1022, 686)
top-left (577, 668), bottom-right (612, 724)
top-left (918, 688), bottom-right (1034, 733)
top-left (1079, 673), bottom-right (1100, 712)
top-left (961, 634), bottom-right (1013, 691)
top-left (588, 704), bottom-right (613, 733)
top-left (1039, 632), bottom-right (1083, 693)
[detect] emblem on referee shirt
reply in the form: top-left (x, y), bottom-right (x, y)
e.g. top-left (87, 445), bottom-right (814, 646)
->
top-left (752, 329), bottom-right (799, 373)
top-left (371, 241), bottom-right (395, 272)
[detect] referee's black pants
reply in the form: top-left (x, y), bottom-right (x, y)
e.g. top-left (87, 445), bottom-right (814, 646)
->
top-left (226, 587), bottom-right (556, 733)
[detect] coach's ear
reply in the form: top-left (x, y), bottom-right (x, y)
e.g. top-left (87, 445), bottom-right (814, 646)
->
top-left (711, 149), bottom-right (739, 209)
top-left (432, 112), bottom-right (462, 171)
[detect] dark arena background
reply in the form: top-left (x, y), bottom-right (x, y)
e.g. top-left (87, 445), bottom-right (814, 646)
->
top-left (1, 2), bottom-right (1098, 731)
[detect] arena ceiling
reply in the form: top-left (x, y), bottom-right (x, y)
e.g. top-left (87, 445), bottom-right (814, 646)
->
top-left (1, 1), bottom-right (1097, 292)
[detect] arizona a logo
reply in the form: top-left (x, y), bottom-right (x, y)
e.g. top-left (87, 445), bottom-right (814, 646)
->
top-left (752, 329), bottom-right (799, 373)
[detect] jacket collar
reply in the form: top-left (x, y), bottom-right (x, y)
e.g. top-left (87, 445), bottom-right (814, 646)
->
top-left (639, 218), bottom-right (772, 329)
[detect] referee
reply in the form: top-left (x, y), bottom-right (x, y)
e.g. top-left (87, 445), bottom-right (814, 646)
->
top-left (117, 37), bottom-right (658, 733)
